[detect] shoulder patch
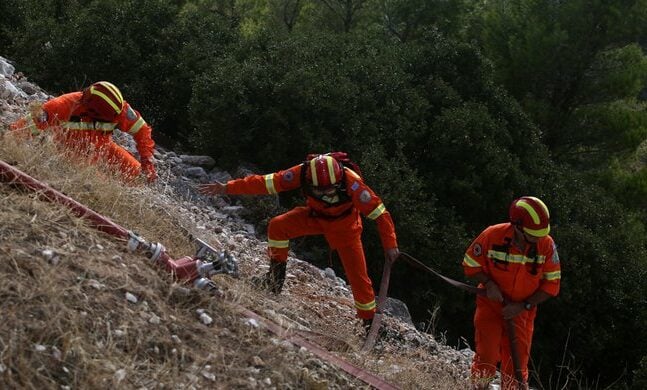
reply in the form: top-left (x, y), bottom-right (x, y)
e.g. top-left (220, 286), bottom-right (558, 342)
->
top-left (350, 181), bottom-right (360, 191)
top-left (551, 242), bottom-right (559, 264)
top-left (473, 243), bottom-right (482, 257)
top-left (359, 190), bottom-right (372, 203)
top-left (126, 106), bottom-right (137, 121)
top-left (283, 170), bottom-right (294, 182)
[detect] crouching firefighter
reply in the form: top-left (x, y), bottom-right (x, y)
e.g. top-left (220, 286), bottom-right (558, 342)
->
top-left (198, 153), bottom-right (400, 330)
top-left (9, 81), bottom-right (157, 183)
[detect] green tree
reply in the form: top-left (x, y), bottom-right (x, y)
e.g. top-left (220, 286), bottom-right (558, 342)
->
top-left (473, 0), bottom-right (647, 167)
top-left (378, 0), bottom-right (473, 42)
top-left (534, 168), bottom-right (647, 387)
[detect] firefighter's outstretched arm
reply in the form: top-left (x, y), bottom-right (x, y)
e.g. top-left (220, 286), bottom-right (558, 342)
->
top-left (198, 181), bottom-right (227, 195)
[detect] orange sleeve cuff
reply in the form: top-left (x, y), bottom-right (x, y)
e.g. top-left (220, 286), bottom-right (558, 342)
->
top-left (375, 212), bottom-right (398, 249)
top-left (133, 124), bottom-right (155, 161)
top-left (540, 280), bottom-right (560, 297)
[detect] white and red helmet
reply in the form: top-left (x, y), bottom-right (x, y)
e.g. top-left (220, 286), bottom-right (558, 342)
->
top-left (509, 196), bottom-right (551, 237)
top-left (305, 155), bottom-right (343, 188)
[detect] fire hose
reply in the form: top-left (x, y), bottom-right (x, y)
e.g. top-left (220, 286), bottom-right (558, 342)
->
top-left (0, 159), bottom-right (238, 290)
top-left (361, 254), bottom-right (394, 352)
top-left (399, 252), bottom-right (527, 389)
top-left (0, 159), bottom-right (400, 390)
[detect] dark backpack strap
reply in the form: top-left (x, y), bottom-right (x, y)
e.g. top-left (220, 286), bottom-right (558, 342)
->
top-left (527, 243), bottom-right (539, 275)
top-left (490, 237), bottom-right (512, 270)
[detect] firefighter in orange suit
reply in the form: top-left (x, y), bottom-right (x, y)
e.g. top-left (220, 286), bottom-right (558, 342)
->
top-left (198, 154), bottom-right (400, 325)
top-left (462, 196), bottom-right (561, 390)
top-left (10, 81), bottom-right (157, 182)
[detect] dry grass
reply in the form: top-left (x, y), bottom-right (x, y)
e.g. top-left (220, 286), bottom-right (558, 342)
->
top-left (0, 131), bottom-right (470, 389)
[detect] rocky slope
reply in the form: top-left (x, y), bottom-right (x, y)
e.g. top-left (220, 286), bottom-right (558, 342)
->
top-left (0, 56), bottom-right (476, 389)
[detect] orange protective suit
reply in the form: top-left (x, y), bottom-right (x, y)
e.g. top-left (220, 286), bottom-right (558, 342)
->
top-left (10, 92), bottom-right (156, 182)
top-left (226, 164), bottom-right (398, 319)
top-left (462, 223), bottom-right (561, 389)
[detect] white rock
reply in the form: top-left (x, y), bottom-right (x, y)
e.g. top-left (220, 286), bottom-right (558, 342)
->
top-left (246, 318), bottom-right (259, 328)
top-left (125, 292), bottom-right (138, 303)
top-left (199, 312), bottom-right (213, 325)
top-left (0, 56), bottom-right (15, 76)
top-left (88, 279), bottom-right (104, 290)
top-left (1, 78), bottom-right (27, 99)
top-left (114, 369), bottom-right (127, 383)
top-left (201, 370), bottom-right (216, 381)
top-left (41, 249), bottom-right (59, 264)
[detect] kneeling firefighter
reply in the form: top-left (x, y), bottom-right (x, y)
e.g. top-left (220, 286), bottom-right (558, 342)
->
top-left (10, 81), bottom-right (157, 183)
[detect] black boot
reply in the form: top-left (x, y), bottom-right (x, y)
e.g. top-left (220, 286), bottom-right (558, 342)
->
top-left (252, 260), bottom-right (286, 294)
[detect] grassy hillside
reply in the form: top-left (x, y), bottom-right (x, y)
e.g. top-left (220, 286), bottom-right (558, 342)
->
top-left (0, 125), bottom-right (471, 389)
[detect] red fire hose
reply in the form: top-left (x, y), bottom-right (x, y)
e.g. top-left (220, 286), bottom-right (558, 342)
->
top-left (0, 159), bottom-right (237, 288)
top-left (0, 159), bottom-right (400, 390)
top-left (361, 254), bottom-right (394, 352)
top-left (399, 252), bottom-right (527, 389)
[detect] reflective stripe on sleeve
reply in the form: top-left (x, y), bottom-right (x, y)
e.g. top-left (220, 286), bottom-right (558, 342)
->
top-left (127, 117), bottom-right (146, 134)
top-left (543, 270), bottom-right (561, 280)
top-left (268, 238), bottom-right (289, 249)
top-left (264, 174), bottom-right (277, 194)
top-left (462, 254), bottom-right (481, 268)
top-left (366, 203), bottom-right (386, 220)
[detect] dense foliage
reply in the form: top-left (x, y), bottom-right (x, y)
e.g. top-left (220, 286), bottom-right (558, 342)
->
top-left (2, 0), bottom-right (646, 387)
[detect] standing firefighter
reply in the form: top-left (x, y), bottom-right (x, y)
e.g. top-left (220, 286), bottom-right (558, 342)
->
top-left (10, 81), bottom-right (157, 183)
top-left (462, 196), bottom-right (561, 390)
top-left (198, 153), bottom-right (399, 329)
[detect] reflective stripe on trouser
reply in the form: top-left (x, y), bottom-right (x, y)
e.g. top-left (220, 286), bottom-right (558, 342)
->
top-left (267, 206), bottom-right (376, 319)
top-left (472, 296), bottom-right (536, 390)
